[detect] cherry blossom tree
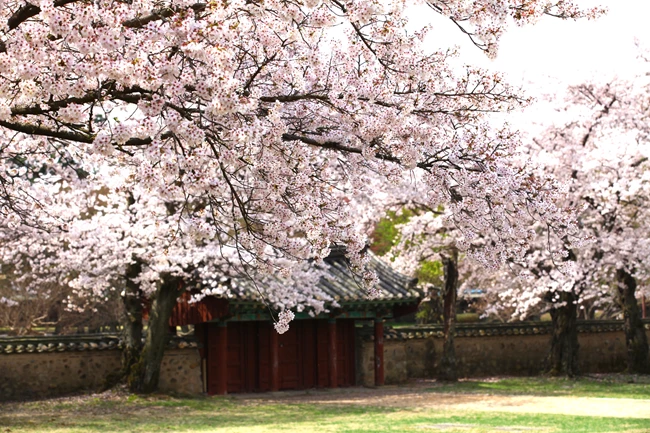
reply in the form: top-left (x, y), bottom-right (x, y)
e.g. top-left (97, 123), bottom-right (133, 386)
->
top-left (0, 168), bottom-right (338, 391)
top-left (369, 191), bottom-right (513, 381)
top-left (492, 81), bottom-right (650, 376)
top-left (369, 205), bottom-right (460, 380)
top-left (0, 0), bottom-right (602, 391)
top-left (391, 208), bottom-right (485, 381)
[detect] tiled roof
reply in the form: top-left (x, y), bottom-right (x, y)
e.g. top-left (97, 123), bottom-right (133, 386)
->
top-left (318, 250), bottom-right (420, 304)
top-left (361, 319), bottom-right (650, 341)
top-left (0, 334), bottom-right (199, 355)
top-left (227, 249), bottom-right (420, 305)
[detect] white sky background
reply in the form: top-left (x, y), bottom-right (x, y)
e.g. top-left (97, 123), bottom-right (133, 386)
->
top-left (410, 0), bottom-right (650, 135)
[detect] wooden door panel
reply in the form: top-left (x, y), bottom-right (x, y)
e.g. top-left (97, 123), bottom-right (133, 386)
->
top-left (206, 319), bottom-right (354, 394)
top-left (336, 320), bottom-right (356, 387)
top-left (258, 322), bottom-right (271, 392)
top-left (316, 320), bottom-right (330, 387)
top-left (226, 323), bottom-right (244, 393)
top-left (279, 324), bottom-right (300, 389)
top-left (206, 323), bottom-right (220, 394)
top-left (300, 321), bottom-right (317, 389)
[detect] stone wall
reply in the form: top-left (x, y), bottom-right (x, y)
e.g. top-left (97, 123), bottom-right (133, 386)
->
top-left (363, 322), bottom-right (648, 384)
top-left (2, 320), bottom-right (647, 400)
top-left (357, 338), bottom-right (436, 386)
top-left (0, 351), bottom-right (121, 401)
top-left (158, 349), bottom-right (203, 395)
top-left (0, 337), bottom-right (203, 401)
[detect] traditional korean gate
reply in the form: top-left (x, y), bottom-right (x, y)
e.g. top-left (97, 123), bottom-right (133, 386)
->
top-left (205, 319), bottom-right (356, 394)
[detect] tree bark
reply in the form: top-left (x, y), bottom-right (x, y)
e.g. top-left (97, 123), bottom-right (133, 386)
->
top-left (615, 268), bottom-right (650, 374)
top-left (103, 260), bottom-right (144, 390)
top-left (121, 259), bottom-right (144, 376)
top-left (545, 291), bottom-right (579, 377)
top-left (438, 249), bottom-right (458, 382)
top-left (128, 274), bottom-right (183, 393)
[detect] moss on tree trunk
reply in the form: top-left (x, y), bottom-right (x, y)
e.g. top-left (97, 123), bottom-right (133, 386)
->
top-left (615, 268), bottom-right (650, 374)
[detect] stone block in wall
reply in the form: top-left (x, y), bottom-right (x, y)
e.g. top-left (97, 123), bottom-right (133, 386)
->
top-left (405, 339), bottom-right (435, 378)
top-left (158, 349), bottom-right (203, 395)
top-left (357, 341), bottom-right (375, 387)
top-left (577, 332), bottom-right (627, 374)
top-left (383, 341), bottom-right (408, 384)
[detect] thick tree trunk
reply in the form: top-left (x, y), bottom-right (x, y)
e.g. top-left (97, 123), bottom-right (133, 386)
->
top-left (615, 268), bottom-right (650, 374)
top-left (103, 260), bottom-right (144, 390)
top-left (128, 274), bottom-right (183, 393)
top-left (438, 249), bottom-right (458, 382)
top-left (545, 291), bottom-right (579, 377)
top-left (121, 259), bottom-right (144, 376)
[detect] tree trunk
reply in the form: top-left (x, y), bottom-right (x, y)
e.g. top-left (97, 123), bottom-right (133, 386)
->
top-left (121, 259), bottom-right (144, 377)
top-left (128, 274), bottom-right (183, 393)
top-left (615, 268), bottom-right (650, 374)
top-left (545, 291), bottom-right (579, 377)
top-left (103, 260), bottom-right (144, 390)
top-left (438, 249), bottom-right (458, 382)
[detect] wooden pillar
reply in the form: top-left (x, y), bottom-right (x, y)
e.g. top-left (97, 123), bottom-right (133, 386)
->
top-left (374, 318), bottom-right (384, 386)
top-left (270, 327), bottom-right (280, 392)
top-left (216, 322), bottom-right (228, 395)
top-left (328, 319), bottom-right (338, 388)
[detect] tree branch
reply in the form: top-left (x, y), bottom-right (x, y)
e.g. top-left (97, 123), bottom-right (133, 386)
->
top-left (0, 120), bottom-right (93, 143)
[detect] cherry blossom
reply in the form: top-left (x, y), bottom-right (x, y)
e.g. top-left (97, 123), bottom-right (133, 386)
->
top-left (0, 0), bottom-right (603, 390)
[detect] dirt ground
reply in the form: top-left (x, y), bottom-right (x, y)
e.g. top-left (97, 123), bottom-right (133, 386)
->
top-left (236, 381), bottom-right (650, 419)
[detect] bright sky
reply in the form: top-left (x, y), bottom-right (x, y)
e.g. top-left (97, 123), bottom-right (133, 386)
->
top-left (421, 0), bottom-right (650, 87)
top-left (492, 0), bottom-right (650, 87)
top-left (413, 0), bottom-right (650, 134)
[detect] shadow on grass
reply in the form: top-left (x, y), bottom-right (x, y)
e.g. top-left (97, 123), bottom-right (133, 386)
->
top-left (0, 396), bottom-right (396, 432)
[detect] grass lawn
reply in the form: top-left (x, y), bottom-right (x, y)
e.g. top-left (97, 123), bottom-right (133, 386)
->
top-left (426, 374), bottom-right (650, 399)
top-left (1, 376), bottom-right (650, 433)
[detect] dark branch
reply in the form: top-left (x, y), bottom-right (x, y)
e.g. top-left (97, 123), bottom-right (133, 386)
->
top-left (123, 3), bottom-right (206, 28)
top-left (7, 0), bottom-right (78, 31)
top-left (0, 120), bottom-right (93, 143)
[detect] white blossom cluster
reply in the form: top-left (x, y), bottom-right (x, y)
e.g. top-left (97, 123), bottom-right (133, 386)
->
top-left (483, 79), bottom-right (650, 320)
top-left (0, 296), bottom-right (18, 307)
top-left (0, 0), bottom-right (599, 330)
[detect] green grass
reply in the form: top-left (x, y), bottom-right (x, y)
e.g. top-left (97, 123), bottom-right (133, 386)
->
top-left (2, 376), bottom-right (650, 433)
top-left (426, 375), bottom-right (650, 399)
top-left (456, 313), bottom-right (480, 323)
top-left (2, 396), bottom-right (649, 433)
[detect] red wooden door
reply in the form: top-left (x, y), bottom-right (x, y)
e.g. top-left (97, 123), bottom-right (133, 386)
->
top-left (226, 322), bottom-right (245, 392)
top-left (226, 322), bottom-right (259, 393)
top-left (206, 322), bottom-right (258, 394)
top-left (336, 320), bottom-right (356, 387)
top-left (300, 321), bottom-right (317, 389)
top-left (257, 322), bottom-right (271, 392)
top-left (206, 319), bottom-right (356, 394)
top-left (278, 324), bottom-right (301, 389)
top-left (206, 323), bottom-right (221, 394)
top-left (316, 320), bottom-right (330, 387)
